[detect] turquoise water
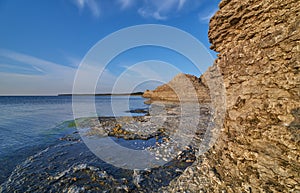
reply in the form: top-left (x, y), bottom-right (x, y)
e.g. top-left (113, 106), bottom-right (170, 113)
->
top-left (0, 95), bottom-right (147, 184)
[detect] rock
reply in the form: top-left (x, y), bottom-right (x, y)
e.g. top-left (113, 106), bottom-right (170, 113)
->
top-left (164, 0), bottom-right (300, 192)
top-left (125, 108), bottom-right (149, 114)
top-left (143, 73), bottom-right (211, 103)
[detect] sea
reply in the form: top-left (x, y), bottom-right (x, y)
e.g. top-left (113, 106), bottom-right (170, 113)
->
top-left (0, 95), bottom-right (148, 184)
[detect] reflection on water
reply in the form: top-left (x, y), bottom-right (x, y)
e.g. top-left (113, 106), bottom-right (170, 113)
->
top-left (1, 133), bottom-right (195, 192)
top-left (111, 136), bottom-right (163, 150)
top-left (0, 96), bottom-right (147, 184)
top-left (0, 96), bottom-right (211, 192)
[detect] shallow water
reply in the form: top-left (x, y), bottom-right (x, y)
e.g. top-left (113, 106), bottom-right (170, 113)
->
top-left (1, 133), bottom-right (195, 192)
top-left (0, 96), bottom-right (147, 184)
top-left (0, 96), bottom-right (210, 192)
top-left (111, 136), bottom-right (163, 150)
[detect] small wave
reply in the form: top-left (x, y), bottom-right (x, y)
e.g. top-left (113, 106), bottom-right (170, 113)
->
top-left (1, 136), bottom-right (196, 192)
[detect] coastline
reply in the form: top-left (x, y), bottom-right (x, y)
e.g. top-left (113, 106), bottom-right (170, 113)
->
top-left (1, 102), bottom-right (211, 192)
top-left (58, 92), bottom-right (144, 97)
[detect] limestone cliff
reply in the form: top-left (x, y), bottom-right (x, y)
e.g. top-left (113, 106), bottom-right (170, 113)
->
top-left (165, 0), bottom-right (300, 192)
top-left (143, 73), bottom-right (211, 103)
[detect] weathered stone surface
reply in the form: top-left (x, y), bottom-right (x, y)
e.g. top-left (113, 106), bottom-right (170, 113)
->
top-left (143, 73), bottom-right (211, 103)
top-left (164, 0), bottom-right (300, 192)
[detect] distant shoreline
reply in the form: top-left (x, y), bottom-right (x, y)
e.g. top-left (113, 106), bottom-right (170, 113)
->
top-left (57, 92), bottom-right (144, 96)
top-left (0, 92), bottom-right (144, 97)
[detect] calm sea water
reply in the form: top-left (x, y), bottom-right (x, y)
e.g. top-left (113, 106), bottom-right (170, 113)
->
top-left (0, 95), bottom-right (147, 183)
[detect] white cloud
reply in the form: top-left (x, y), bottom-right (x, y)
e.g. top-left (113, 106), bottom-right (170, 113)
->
top-left (73, 0), bottom-right (101, 18)
top-left (156, 0), bottom-right (178, 12)
top-left (0, 49), bottom-right (119, 95)
top-left (198, 8), bottom-right (218, 23)
top-left (137, 0), bottom-right (184, 20)
top-left (0, 49), bottom-right (74, 75)
top-left (118, 0), bottom-right (134, 10)
top-left (0, 63), bottom-right (39, 74)
top-left (138, 8), bottom-right (167, 20)
top-left (64, 55), bottom-right (82, 68)
top-left (152, 12), bottom-right (167, 20)
top-left (0, 49), bottom-right (76, 95)
top-left (177, 0), bottom-right (186, 11)
top-left (72, 0), bottom-right (193, 20)
top-left (112, 60), bottom-right (180, 93)
top-left (72, 0), bottom-right (204, 21)
top-left (75, 0), bottom-right (85, 9)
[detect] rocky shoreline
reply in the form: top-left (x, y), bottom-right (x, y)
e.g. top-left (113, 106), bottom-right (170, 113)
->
top-left (1, 103), bottom-right (212, 192)
top-left (1, 0), bottom-right (298, 192)
top-left (163, 0), bottom-right (300, 192)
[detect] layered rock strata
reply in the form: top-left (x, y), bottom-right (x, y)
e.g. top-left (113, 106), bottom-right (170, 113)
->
top-left (143, 73), bottom-right (211, 103)
top-left (164, 0), bottom-right (300, 192)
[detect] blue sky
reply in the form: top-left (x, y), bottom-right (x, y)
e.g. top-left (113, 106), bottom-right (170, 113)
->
top-left (0, 0), bottom-right (220, 95)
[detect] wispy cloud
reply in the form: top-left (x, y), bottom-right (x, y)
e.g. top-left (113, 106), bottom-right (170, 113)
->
top-left (64, 55), bottom-right (82, 68)
top-left (0, 49), bottom-right (119, 95)
top-left (0, 49), bottom-right (75, 75)
top-left (112, 60), bottom-right (180, 93)
top-left (198, 8), bottom-right (218, 23)
top-left (73, 0), bottom-right (101, 18)
top-left (0, 63), bottom-right (40, 75)
top-left (118, 0), bottom-right (134, 10)
top-left (137, 0), bottom-right (188, 20)
top-left (0, 49), bottom-right (154, 96)
top-left (0, 49), bottom-right (76, 95)
top-left (177, 0), bottom-right (186, 11)
top-left (72, 0), bottom-right (202, 20)
top-left (0, 49), bottom-right (74, 74)
top-left (138, 9), bottom-right (167, 20)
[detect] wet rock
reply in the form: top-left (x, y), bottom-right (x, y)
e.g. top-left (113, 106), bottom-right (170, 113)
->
top-left (125, 108), bottom-right (149, 115)
top-left (1, 103), bottom-right (212, 192)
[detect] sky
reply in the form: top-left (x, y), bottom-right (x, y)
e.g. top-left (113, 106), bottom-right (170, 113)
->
top-left (0, 0), bottom-right (220, 95)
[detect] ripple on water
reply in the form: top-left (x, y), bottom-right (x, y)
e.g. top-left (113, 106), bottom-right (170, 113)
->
top-left (1, 136), bottom-right (196, 192)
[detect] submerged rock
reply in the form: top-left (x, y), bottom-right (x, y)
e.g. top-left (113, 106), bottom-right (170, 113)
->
top-left (1, 104), bottom-right (212, 192)
top-left (125, 108), bottom-right (149, 115)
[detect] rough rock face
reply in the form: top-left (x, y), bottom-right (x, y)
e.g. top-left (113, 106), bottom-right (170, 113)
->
top-left (165, 0), bottom-right (300, 192)
top-left (143, 73), bottom-right (211, 103)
